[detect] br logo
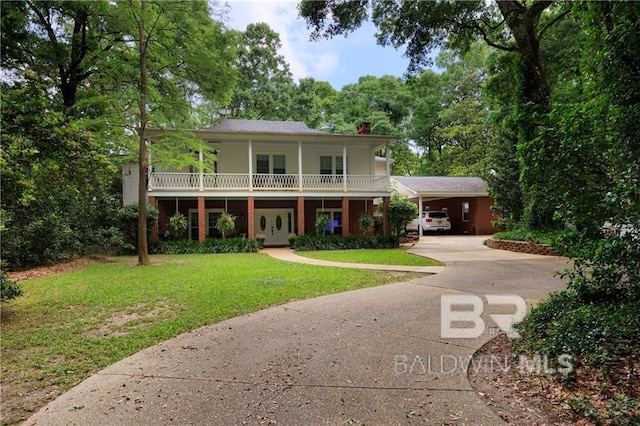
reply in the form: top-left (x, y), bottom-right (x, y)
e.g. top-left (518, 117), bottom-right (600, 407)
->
top-left (440, 294), bottom-right (527, 339)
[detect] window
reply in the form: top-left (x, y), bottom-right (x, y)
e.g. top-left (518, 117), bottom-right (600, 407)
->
top-left (320, 156), bottom-right (332, 175)
top-left (462, 202), bottom-right (470, 222)
top-left (317, 209), bottom-right (343, 235)
top-left (188, 208), bottom-right (224, 239)
top-left (256, 154), bottom-right (269, 174)
top-left (273, 155), bottom-right (286, 174)
top-left (320, 155), bottom-right (345, 175)
top-left (336, 156), bottom-right (344, 175)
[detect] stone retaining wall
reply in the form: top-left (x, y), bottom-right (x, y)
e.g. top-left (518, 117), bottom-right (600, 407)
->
top-left (486, 238), bottom-right (557, 256)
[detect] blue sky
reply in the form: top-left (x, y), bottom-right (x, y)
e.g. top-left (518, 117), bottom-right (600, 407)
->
top-left (225, 1), bottom-right (412, 90)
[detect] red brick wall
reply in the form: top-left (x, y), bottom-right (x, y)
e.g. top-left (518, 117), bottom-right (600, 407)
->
top-left (486, 238), bottom-right (557, 256)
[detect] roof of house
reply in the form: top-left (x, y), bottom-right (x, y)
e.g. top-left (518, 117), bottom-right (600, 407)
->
top-left (203, 119), bottom-right (329, 135)
top-left (392, 176), bottom-right (488, 195)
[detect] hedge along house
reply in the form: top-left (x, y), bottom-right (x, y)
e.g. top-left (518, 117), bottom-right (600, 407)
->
top-left (122, 119), bottom-right (397, 246)
top-left (391, 176), bottom-right (500, 235)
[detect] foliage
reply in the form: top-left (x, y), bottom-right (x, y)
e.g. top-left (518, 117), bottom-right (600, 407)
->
top-left (150, 238), bottom-right (258, 254)
top-left (0, 79), bottom-right (121, 268)
top-left (215, 212), bottom-right (236, 239)
top-left (228, 22), bottom-right (294, 120)
top-left (315, 214), bottom-right (330, 236)
top-left (358, 212), bottom-right (375, 235)
top-left (492, 227), bottom-right (569, 246)
top-left (117, 203), bottom-right (159, 252)
top-left (0, 263), bottom-right (22, 302)
top-left (168, 212), bottom-right (188, 238)
top-left (387, 194), bottom-right (419, 240)
top-left (292, 235), bottom-right (397, 251)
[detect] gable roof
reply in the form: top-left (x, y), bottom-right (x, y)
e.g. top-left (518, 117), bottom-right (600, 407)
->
top-left (392, 176), bottom-right (488, 196)
top-left (204, 119), bottom-right (327, 135)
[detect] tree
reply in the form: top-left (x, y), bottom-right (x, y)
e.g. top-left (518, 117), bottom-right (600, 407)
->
top-left (300, 0), bottom-right (572, 229)
top-left (109, 0), bottom-right (236, 264)
top-left (229, 22), bottom-right (295, 120)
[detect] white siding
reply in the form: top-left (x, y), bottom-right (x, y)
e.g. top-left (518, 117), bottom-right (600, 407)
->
top-left (122, 162), bottom-right (140, 205)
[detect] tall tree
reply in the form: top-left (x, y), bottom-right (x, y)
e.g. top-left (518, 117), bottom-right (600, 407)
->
top-left (110, 0), bottom-right (236, 264)
top-left (229, 22), bottom-right (294, 119)
top-left (300, 0), bottom-right (572, 228)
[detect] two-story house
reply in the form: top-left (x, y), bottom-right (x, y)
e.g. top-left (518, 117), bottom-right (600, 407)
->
top-left (122, 119), bottom-right (397, 246)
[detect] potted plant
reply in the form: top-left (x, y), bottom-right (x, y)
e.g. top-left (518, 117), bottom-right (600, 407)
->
top-left (315, 214), bottom-right (329, 236)
top-left (215, 211), bottom-right (235, 239)
top-left (256, 233), bottom-right (266, 249)
top-left (168, 212), bottom-right (188, 239)
top-left (288, 233), bottom-right (297, 248)
top-left (359, 212), bottom-right (374, 236)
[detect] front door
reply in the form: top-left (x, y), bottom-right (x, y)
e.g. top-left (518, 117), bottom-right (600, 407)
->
top-left (255, 209), bottom-right (293, 246)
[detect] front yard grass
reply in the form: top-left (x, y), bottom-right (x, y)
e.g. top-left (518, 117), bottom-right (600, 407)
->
top-left (295, 247), bottom-right (444, 267)
top-left (0, 253), bottom-right (420, 425)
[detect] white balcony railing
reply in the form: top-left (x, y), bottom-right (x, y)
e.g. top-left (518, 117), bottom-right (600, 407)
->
top-left (148, 173), bottom-right (389, 192)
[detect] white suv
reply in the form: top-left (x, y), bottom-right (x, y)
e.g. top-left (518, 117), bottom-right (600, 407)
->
top-left (407, 211), bottom-right (451, 234)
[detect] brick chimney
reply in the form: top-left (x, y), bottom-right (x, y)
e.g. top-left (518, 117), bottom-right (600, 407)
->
top-left (357, 122), bottom-right (371, 134)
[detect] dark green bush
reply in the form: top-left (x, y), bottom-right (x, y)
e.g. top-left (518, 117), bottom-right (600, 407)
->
top-left (0, 262), bottom-right (22, 301)
top-left (516, 286), bottom-right (640, 370)
top-left (150, 238), bottom-right (259, 254)
top-left (292, 234), bottom-right (397, 251)
top-left (117, 203), bottom-right (159, 252)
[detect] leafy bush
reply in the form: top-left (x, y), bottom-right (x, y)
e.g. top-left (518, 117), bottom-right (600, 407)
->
top-left (118, 203), bottom-right (159, 251)
top-left (492, 226), bottom-right (569, 245)
top-left (168, 212), bottom-right (188, 238)
top-left (388, 194), bottom-right (418, 240)
top-left (292, 234), bottom-right (397, 251)
top-left (0, 262), bottom-right (22, 302)
top-left (516, 287), bottom-right (640, 367)
top-left (151, 238), bottom-right (259, 254)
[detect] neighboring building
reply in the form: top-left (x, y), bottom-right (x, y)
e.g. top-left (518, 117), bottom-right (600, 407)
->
top-left (123, 119), bottom-right (396, 246)
top-left (392, 176), bottom-right (499, 235)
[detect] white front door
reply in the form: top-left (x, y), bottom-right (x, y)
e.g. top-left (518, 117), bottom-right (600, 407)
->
top-left (255, 209), bottom-right (293, 246)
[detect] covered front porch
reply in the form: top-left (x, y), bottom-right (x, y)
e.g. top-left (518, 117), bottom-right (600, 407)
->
top-left (150, 195), bottom-right (391, 246)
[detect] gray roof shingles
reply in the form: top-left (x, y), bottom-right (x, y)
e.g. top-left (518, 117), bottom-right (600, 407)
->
top-left (392, 176), bottom-right (488, 194)
top-left (204, 119), bottom-right (327, 135)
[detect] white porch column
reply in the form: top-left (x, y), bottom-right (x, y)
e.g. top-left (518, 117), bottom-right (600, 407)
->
top-left (198, 150), bottom-right (204, 191)
top-left (248, 139), bottom-right (253, 191)
top-left (385, 142), bottom-right (391, 188)
top-left (298, 140), bottom-right (303, 191)
top-left (342, 141), bottom-right (348, 192)
top-left (418, 195), bottom-right (423, 235)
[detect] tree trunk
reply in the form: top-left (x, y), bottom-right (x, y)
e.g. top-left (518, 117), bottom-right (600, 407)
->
top-left (137, 0), bottom-right (150, 265)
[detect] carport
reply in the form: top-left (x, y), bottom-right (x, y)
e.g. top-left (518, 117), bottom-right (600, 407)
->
top-left (391, 176), bottom-right (499, 235)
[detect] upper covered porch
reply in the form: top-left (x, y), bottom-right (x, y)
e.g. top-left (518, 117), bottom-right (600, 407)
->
top-left (138, 119), bottom-right (397, 198)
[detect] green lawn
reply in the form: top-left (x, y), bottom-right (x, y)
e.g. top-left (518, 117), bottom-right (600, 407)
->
top-left (295, 248), bottom-right (444, 267)
top-left (0, 254), bottom-right (420, 425)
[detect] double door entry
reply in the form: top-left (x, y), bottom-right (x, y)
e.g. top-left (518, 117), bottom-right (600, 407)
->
top-left (254, 209), bottom-right (294, 246)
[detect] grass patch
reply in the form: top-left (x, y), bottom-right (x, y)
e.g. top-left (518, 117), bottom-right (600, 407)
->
top-left (295, 247), bottom-right (444, 267)
top-left (0, 254), bottom-right (419, 425)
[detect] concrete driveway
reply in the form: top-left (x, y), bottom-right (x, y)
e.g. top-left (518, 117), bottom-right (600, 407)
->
top-left (26, 236), bottom-right (571, 425)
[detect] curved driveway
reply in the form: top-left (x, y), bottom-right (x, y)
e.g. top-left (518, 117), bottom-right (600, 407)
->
top-left (26, 236), bottom-right (570, 425)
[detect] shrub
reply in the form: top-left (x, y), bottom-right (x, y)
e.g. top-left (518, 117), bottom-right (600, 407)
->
top-left (388, 194), bottom-right (418, 240)
top-left (150, 238), bottom-right (259, 254)
top-left (168, 212), bottom-right (188, 239)
top-left (118, 203), bottom-right (159, 251)
top-left (0, 262), bottom-right (22, 302)
top-left (359, 212), bottom-right (375, 235)
top-left (291, 234), bottom-right (397, 251)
